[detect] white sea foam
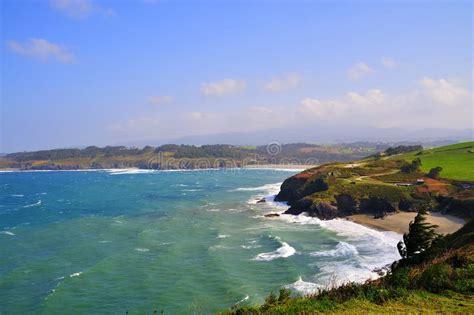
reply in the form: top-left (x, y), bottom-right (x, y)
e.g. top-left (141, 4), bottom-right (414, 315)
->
top-left (232, 182), bottom-right (281, 192)
top-left (206, 208), bottom-right (221, 212)
top-left (279, 214), bottom-right (401, 247)
top-left (254, 237), bottom-right (296, 261)
top-left (22, 200), bottom-right (42, 208)
top-left (209, 244), bottom-right (233, 251)
top-left (158, 242), bottom-right (173, 246)
top-left (242, 182), bottom-right (290, 212)
top-left (309, 242), bottom-right (359, 258)
top-left (241, 239), bottom-right (261, 249)
top-left (241, 244), bottom-right (262, 249)
top-left (135, 247), bottom-right (150, 252)
top-left (234, 295), bottom-right (250, 305)
top-left (69, 272), bottom-right (82, 278)
top-left (11, 194), bottom-right (24, 197)
top-left (0, 231), bottom-right (15, 236)
top-left (217, 234), bottom-right (230, 239)
top-left (107, 169), bottom-right (158, 175)
top-left (248, 183), bottom-right (402, 292)
top-left (285, 277), bottom-right (322, 295)
top-left (274, 213), bottom-right (401, 291)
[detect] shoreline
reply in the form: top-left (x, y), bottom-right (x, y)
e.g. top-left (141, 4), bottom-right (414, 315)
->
top-left (0, 165), bottom-right (315, 173)
top-left (347, 211), bottom-right (465, 235)
top-left (243, 164), bottom-right (317, 170)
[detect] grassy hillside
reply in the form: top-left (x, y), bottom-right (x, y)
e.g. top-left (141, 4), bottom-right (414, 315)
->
top-left (389, 141), bottom-right (474, 181)
top-left (274, 142), bottom-right (474, 221)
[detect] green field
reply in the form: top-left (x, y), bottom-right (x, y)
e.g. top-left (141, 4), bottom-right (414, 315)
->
top-left (389, 141), bottom-right (474, 181)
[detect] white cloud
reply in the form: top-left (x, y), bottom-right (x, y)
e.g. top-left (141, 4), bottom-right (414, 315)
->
top-left (347, 89), bottom-right (386, 106)
top-left (201, 79), bottom-right (246, 96)
top-left (49, 0), bottom-right (115, 19)
top-left (7, 38), bottom-right (75, 63)
top-left (299, 77), bottom-right (472, 128)
top-left (347, 62), bottom-right (375, 80)
top-left (264, 73), bottom-right (302, 92)
top-left (110, 76), bottom-right (473, 139)
top-left (381, 57), bottom-right (397, 69)
top-left (418, 77), bottom-right (471, 106)
top-left (147, 95), bottom-right (173, 105)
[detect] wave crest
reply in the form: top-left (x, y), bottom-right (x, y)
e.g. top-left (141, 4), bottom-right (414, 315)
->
top-left (310, 242), bottom-right (358, 258)
top-left (254, 237), bottom-right (296, 261)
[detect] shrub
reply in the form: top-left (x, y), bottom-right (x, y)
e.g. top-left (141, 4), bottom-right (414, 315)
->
top-left (277, 288), bottom-right (291, 304)
top-left (427, 166), bottom-right (443, 179)
top-left (263, 291), bottom-right (277, 308)
top-left (451, 264), bottom-right (474, 294)
top-left (418, 264), bottom-right (452, 293)
top-left (386, 267), bottom-right (411, 288)
top-left (401, 158), bottom-right (422, 173)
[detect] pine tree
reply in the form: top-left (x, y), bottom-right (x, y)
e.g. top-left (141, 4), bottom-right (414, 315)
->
top-left (397, 208), bottom-right (439, 259)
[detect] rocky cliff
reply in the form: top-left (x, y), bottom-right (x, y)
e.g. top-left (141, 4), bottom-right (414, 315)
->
top-left (275, 158), bottom-right (473, 220)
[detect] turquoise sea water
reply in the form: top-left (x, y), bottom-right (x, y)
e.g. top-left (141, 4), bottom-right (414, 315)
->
top-left (0, 169), bottom-right (401, 314)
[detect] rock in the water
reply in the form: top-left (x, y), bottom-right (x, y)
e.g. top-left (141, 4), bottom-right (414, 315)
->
top-left (284, 199), bottom-right (338, 219)
top-left (256, 198), bottom-right (266, 203)
top-left (264, 213), bottom-right (280, 218)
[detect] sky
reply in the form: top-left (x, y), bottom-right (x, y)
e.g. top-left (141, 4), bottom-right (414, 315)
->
top-left (1, 0), bottom-right (473, 152)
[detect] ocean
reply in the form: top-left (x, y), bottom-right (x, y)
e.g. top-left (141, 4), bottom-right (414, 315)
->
top-left (0, 169), bottom-right (401, 314)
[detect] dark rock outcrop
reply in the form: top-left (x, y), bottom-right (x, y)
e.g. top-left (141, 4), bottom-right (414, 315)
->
top-left (360, 197), bottom-right (397, 218)
top-left (274, 177), bottom-right (307, 204)
top-left (335, 194), bottom-right (359, 216)
top-left (264, 213), bottom-right (280, 218)
top-left (285, 199), bottom-right (338, 220)
top-left (285, 194), bottom-right (398, 220)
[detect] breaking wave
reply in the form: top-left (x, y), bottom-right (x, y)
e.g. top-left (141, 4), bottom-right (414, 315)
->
top-left (254, 236), bottom-right (296, 261)
top-left (309, 242), bottom-right (359, 258)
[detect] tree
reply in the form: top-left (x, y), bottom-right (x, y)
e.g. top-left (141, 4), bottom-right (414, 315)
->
top-left (427, 166), bottom-right (443, 179)
top-left (397, 208), bottom-right (439, 259)
top-left (401, 158), bottom-right (422, 173)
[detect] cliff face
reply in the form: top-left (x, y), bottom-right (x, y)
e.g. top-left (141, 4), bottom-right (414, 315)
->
top-left (275, 159), bottom-right (473, 220)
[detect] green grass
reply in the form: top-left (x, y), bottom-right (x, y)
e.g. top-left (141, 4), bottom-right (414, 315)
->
top-left (389, 141), bottom-right (474, 181)
top-left (223, 290), bottom-right (473, 314)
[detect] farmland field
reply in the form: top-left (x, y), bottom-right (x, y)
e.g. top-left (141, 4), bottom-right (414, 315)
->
top-left (391, 142), bottom-right (474, 181)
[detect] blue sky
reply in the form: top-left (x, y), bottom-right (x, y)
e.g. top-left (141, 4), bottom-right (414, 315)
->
top-left (1, 0), bottom-right (473, 152)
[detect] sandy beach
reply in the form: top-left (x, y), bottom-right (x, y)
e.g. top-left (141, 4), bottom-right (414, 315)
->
top-left (348, 211), bottom-right (465, 235)
top-left (243, 164), bottom-right (317, 170)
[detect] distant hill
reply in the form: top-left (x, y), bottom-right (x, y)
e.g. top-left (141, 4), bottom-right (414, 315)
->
top-left (118, 126), bottom-right (473, 148)
top-left (0, 143), bottom-right (387, 171)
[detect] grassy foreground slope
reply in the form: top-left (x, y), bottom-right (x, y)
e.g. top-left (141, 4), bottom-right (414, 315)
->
top-left (390, 141), bottom-right (474, 181)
